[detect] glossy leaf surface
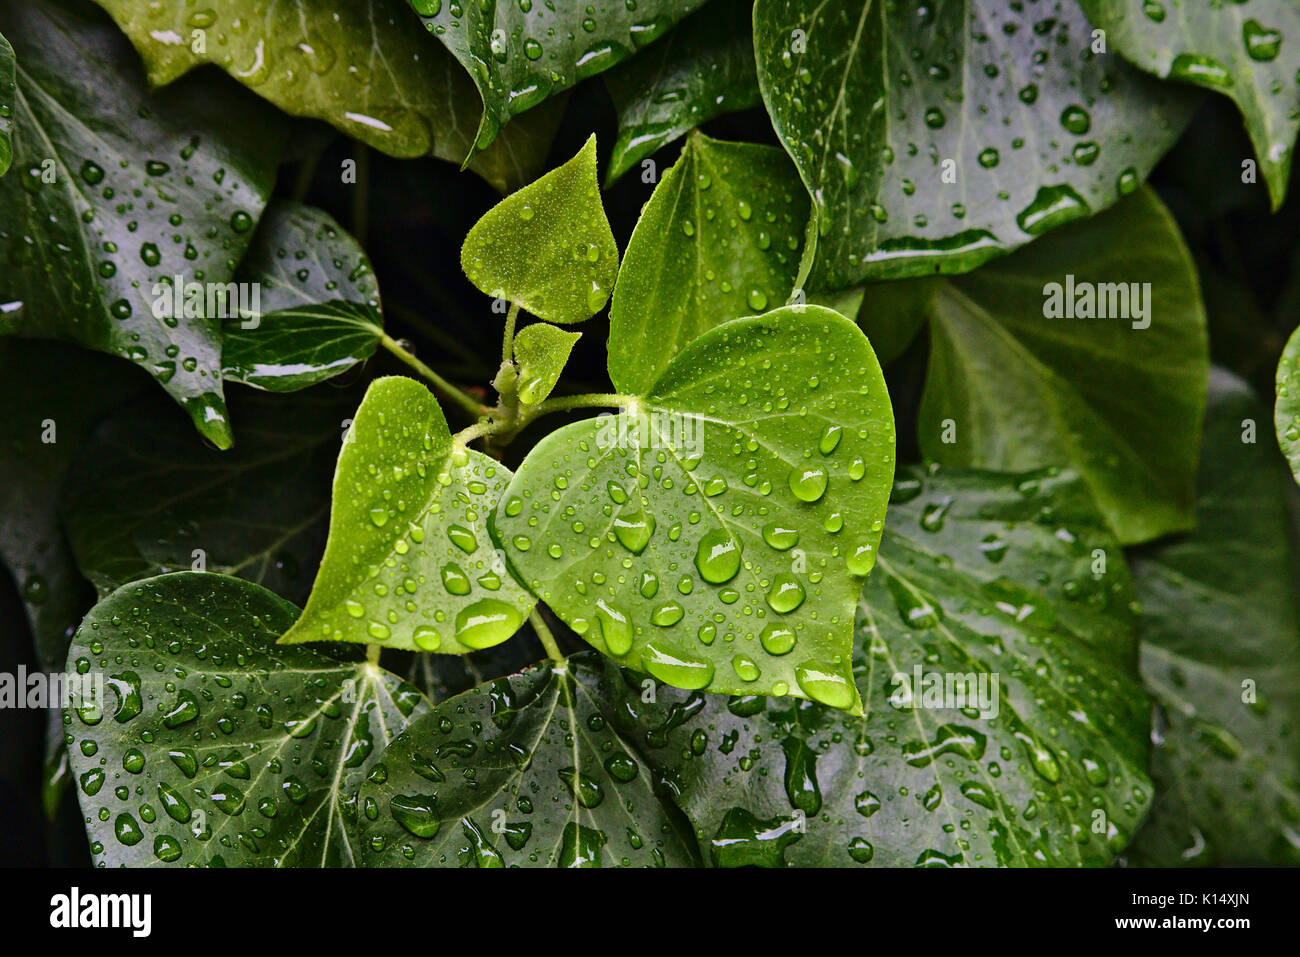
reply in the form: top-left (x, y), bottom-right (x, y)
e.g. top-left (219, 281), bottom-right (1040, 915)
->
top-left (513, 323), bottom-right (580, 406)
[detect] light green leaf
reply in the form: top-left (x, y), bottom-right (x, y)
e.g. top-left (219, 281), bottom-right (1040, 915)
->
top-left (222, 202), bottom-right (383, 393)
top-left (282, 376), bottom-right (536, 653)
top-left (513, 323), bottom-right (580, 406)
top-left (0, 30), bottom-right (13, 177)
top-left (604, 465), bottom-right (1153, 867)
top-left (60, 386), bottom-right (354, 607)
top-left (64, 572), bottom-right (430, 866)
top-left (1079, 0), bottom-right (1299, 209)
top-left (1276, 322), bottom-right (1300, 486)
top-left (407, 0), bottom-right (707, 150)
top-left (897, 188), bottom-right (1207, 545)
top-left (753, 0), bottom-right (1199, 286)
top-left (461, 135), bottom-right (618, 324)
top-left (494, 307), bottom-right (895, 710)
top-left (1129, 370), bottom-right (1300, 866)
top-left (607, 133), bottom-right (810, 394)
top-left (360, 654), bottom-right (696, 867)
top-left (0, 0), bottom-right (282, 449)
top-left (603, 0), bottom-right (762, 185)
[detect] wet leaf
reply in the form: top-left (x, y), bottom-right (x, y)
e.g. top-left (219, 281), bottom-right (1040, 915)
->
top-left (64, 572), bottom-right (430, 866)
top-left (0, 30), bottom-right (13, 177)
top-left (360, 654), bottom-right (695, 867)
top-left (1275, 322), bottom-right (1300, 486)
top-left (494, 307), bottom-right (894, 710)
top-left (0, 0), bottom-right (282, 449)
top-left (753, 0), bottom-right (1199, 286)
top-left (513, 323), bottom-right (580, 406)
top-left (608, 133), bottom-right (810, 394)
top-left (1129, 370), bottom-right (1300, 865)
top-left (222, 202), bottom-right (383, 393)
top-left (281, 376), bottom-right (535, 653)
top-left (461, 135), bottom-right (618, 324)
top-left (605, 465), bottom-right (1153, 866)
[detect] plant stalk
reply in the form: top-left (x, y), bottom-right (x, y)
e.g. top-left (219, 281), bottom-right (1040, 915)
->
top-left (379, 333), bottom-right (486, 419)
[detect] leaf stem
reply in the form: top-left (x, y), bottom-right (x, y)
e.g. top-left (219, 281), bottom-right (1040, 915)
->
top-left (366, 645), bottom-right (381, 666)
top-left (502, 302), bottom-right (520, 365)
top-left (529, 609), bottom-right (565, 663)
top-left (379, 333), bottom-right (486, 419)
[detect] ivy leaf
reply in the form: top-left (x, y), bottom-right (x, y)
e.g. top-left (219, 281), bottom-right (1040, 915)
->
top-left (874, 188), bottom-right (1207, 545)
top-left (281, 376), bottom-right (536, 653)
top-left (59, 386), bottom-right (355, 607)
top-left (1079, 0), bottom-right (1299, 209)
top-left (0, 30), bottom-right (13, 177)
top-left (360, 654), bottom-right (695, 867)
top-left (753, 0), bottom-right (1199, 286)
top-left (461, 135), bottom-right (618, 324)
top-left (407, 0), bottom-right (707, 150)
top-left (608, 133), bottom-right (810, 394)
top-left (603, 0), bottom-right (762, 185)
top-left (63, 572), bottom-right (429, 866)
top-left (513, 323), bottom-right (580, 406)
top-left (1275, 323), bottom-right (1300, 486)
top-left (0, 0), bottom-right (282, 449)
top-left (604, 465), bottom-right (1153, 867)
top-left (494, 307), bottom-right (894, 710)
top-left (222, 202), bottom-right (383, 393)
top-left (1129, 370), bottom-right (1300, 866)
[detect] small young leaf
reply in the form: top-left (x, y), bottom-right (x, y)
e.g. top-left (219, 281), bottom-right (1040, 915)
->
top-left (1275, 323), bottom-right (1300, 486)
top-left (603, 0), bottom-right (762, 185)
top-left (360, 654), bottom-right (696, 867)
top-left (0, 30), bottom-right (13, 177)
top-left (282, 376), bottom-right (535, 653)
top-left (494, 307), bottom-right (894, 710)
top-left (64, 572), bottom-right (429, 867)
top-left (222, 202), bottom-right (384, 393)
top-left (461, 135), bottom-right (618, 324)
top-left (608, 133), bottom-right (810, 394)
top-left (1079, 0), bottom-right (1299, 209)
top-left (513, 323), bottom-right (580, 406)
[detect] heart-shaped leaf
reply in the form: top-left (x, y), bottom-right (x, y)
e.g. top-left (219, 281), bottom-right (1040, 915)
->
top-left (603, 0), bottom-right (762, 185)
top-left (1129, 370), bottom-right (1300, 865)
top-left (0, 30), bottom-right (13, 177)
top-left (360, 654), bottom-right (695, 867)
top-left (494, 306), bottom-right (895, 710)
top-left (407, 0), bottom-right (707, 150)
top-left (513, 323), bottom-right (580, 406)
top-left (282, 376), bottom-right (536, 653)
top-left (461, 135), bottom-right (618, 324)
top-left (0, 0), bottom-right (282, 449)
top-left (1079, 0), bottom-right (1299, 209)
top-left (753, 0), bottom-right (1200, 286)
top-left (604, 465), bottom-right (1153, 867)
top-left (608, 133), bottom-right (810, 394)
top-left (222, 202), bottom-right (383, 393)
top-left (63, 572), bottom-right (430, 866)
top-left (1276, 322), bottom-right (1300, 487)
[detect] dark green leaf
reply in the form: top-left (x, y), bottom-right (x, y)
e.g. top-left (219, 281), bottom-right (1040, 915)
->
top-left (753, 0), bottom-right (1199, 286)
top-left (222, 202), bottom-right (383, 393)
top-left (360, 654), bottom-right (695, 867)
top-left (494, 307), bottom-right (894, 710)
top-left (0, 30), bottom-right (13, 177)
top-left (607, 133), bottom-right (810, 394)
top-left (282, 376), bottom-right (536, 653)
top-left (1129, 370), bottom-right (1300, 865)
top-left (0, 0), bottom-right (282, 448)
top-left (1276, 322), bottom-right (1300, 486)
top-left (605, 465), bottom-right (1153, 866)
top-left (64, 572), bottom-right (430, 866)
top-left (604, 0), bottom-right (762, 185)
top-left (513, 322), bottom-right (580, 406)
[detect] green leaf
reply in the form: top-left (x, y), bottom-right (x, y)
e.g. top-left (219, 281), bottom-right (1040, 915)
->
top-left (494, 306), bottom-right (895, 710)
top-left (607, 133), bottom-right (810, 394)
top-left (222, 202), bottom-right (383, 393)
top-left (1129, 370), bottom-right (1300, 866)
top-left (407, 0), bottom-right (707, 150)
top-left (60, 386), bottom-right (354, 607)
top-left (753, 0), bottom-right (1200, 286)
top-left (90, 0), bottom-right (560, 191)
top-left (1275, 322), bottom-right (1300, 486)
top-left (603, 0), bottom-right (762, 185)
top-left (281, 376), bottom-right (536, 653)
top-left (461, 135), bottom-right (618, 324)
top-left (0, 30), bottom-right (13, 178)
top-left (64, 572), bottom-right (430, 866)
top-left (1079, 0), bottom-right (1299, 209)
top-left (604, 465), bottom-right (1153, 867)
top-left (0, 0), bottom-right (282, 449)
top-left (513, 323), bottom-right (580, 406)
top-left (360, 654), bottom-right (695, 867)
top-left (895, 188), bottom-right (1207, 545)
